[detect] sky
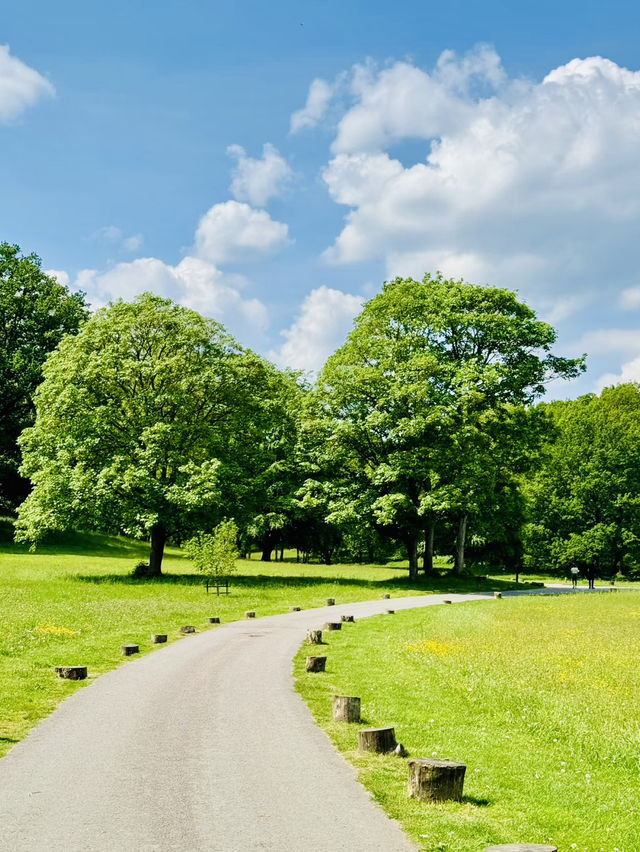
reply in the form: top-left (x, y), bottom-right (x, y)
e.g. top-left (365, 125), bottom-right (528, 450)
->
top-left (3, 0), bottom-right (640, 398)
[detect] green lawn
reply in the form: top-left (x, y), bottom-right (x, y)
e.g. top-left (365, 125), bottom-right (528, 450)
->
top-left (0, 523), bottom-right (531, 758)
top-left (295, 591), bottom-right (640, 852)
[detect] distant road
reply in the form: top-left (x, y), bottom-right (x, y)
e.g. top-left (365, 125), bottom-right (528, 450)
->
top-left (0, 587), bottom-right (602, 851)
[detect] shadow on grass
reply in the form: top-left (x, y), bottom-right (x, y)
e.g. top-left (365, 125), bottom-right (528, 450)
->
top-left (462, 795), bottom-right (491, 807)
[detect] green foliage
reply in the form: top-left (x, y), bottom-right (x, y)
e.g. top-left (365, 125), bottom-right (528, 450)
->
top-left (0, 243), bottom-right (87, 510)
top-left (185, 519), bottom-right (239, 580)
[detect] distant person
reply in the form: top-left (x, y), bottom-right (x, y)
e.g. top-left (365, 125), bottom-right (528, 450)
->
top-left (570, 565), bottom-right (579, 588)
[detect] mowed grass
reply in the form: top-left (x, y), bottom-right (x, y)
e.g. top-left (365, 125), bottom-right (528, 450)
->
top-left (0, 522), bottom-right (528, 758)
top-left (295, 592), bottom-right (640, 852)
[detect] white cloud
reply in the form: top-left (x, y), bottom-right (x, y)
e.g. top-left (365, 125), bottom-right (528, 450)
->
top-left (307, 49), bottom-right (640, 312)
top-left (596, 356), bottom-right (640, 391)
top-left (193, 200), bottom-right (290, 265)
top-left (620, 287), bottom-right (640, 310)
top-left (290, 78), bottom-right (335, 133)
top-left (44, 269), bottom-right (70, 287)
top-left (0, 44), bottom-right (54, 122)
top-left (72, 256), bottom-right (268, 338)
top-left (270, 285), bottom-right (363, 374)
top-left (94, 226), bottom-right (144, 253)
top-left (575, 329), bottom-right (640, 355)
top-left (227, 143), bottom-right (293, 207)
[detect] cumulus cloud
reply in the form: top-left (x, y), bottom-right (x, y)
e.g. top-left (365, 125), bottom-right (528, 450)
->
top-left (290, 78), bottom-right (335, 133)
top-left (0, 44), bottom-right (54, 122)
top-left (193, 200), bottom-right (290, 265)
top-left (270, 285), bottom-right (363, 374)
top-left (93, 225), bottom-right (144, 253)
top-left (596, 356), bottom-right (640, 391)
top-left (620, 287), bottom-right (640, 310)
top-left (302, 48), bottom-right (640, 314)
top-left (44, 269), bottom-right (70, 287)
top-left (227, 143), bottom-right (293, 207)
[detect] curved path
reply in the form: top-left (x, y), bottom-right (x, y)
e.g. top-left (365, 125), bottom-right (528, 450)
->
top-left (0, 587), bottom-right (585, 851)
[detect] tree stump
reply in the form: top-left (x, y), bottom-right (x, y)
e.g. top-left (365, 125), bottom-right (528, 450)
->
top-left (290, 606), bottom-right (301, 612)
top-left (325, 598), bottom-right (335, 606)
top-left (358, 727), bottom-right (396, 753)
top-left (381, 593), bottom-right (391, 599)
top-left (340, 614), bottom-right (354, 622)
top-left (324, 621), bottom-right (342, 631)
top-left (206, 617), bottom-right (220, 624)
top-left (245, 611), bottom-right (256, 619)
top-left (484, 846), bottom-right (558, 852)
top-left (151, 634), bottom-right (167, 643)
top-left (443, 599), bottom-right (452, 605)
top-left (408, 758), bottom-right (466, 802)
top-left (386, 609), bottom-right (395, 614)
top-left (121, 644), bottom-right (139, 655)
top-left (306, 629), bottom-right (323, 644)
top-left (180, 625), bottom-right (196, 634)
top-left (55, 666), bottom-right (87, 680)
top-left (494, 592), bottom-right (502, 599)
top-left (332, 695), bottom-right (361, 722)
top-left (306, 656), bottom-right (326, 672)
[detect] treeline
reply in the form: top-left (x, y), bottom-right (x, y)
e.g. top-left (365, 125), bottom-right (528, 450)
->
top-left (3, 241), bottom-right (639, 582)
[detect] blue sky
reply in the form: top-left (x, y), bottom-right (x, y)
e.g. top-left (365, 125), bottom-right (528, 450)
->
top-left (3, 0), bottom-right (640, 396)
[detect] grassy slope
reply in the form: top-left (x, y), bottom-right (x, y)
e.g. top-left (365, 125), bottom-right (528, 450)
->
top-left (0, 523), bottom-right (529, 758)
top-left (295, 592), bottom-right (640, 852)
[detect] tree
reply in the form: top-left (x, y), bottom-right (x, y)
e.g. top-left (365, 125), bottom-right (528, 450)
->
top-left (312, 274), bottom-right (583, 580)
top-left (523, 384), bottom-right (640, 584)
top-left (0, 243), bottom-right (87, 510)
top-left (185, 519), bottom-right (239, 586)
top-left (16, 293), bottom-right (277, 575)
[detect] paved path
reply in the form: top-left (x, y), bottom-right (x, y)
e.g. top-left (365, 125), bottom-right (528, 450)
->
top-left (0, 587), bottom-right (597, 851)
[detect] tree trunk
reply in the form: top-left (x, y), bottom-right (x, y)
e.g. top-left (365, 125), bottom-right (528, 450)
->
top-left (148, 523), bottom-right (166, 576)
top-left (406, 535), bottom-right (419, 581)
top-left (453, 514), bottom-right (467, 575)
top-left (423, 521), bottom-right (436, 575)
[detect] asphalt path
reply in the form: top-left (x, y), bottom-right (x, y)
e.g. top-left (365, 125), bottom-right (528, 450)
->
top-left (0, 587), bottom-right (598, 851)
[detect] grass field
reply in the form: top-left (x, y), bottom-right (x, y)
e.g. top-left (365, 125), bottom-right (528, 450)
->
top-left (0, 521), bottom-right (532, 759)
top-left (295, 592), bottom-right (640, 852)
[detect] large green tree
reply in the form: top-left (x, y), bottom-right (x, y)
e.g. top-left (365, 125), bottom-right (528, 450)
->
top-left (312, 274), bottom-right (583, 580)
top-left (0, 243), bottom-right (87, 510)
top-left (16, 293), bottom-right (278, 574)
top-left (523, 384), bottom-right (640, 584)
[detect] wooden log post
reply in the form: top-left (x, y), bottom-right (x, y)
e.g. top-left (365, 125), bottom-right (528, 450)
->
top-left (55, 666), bottom-right (87, 680)
top-left (324, 621), bottom-right (342, 631)
top-left (340, 614), bottom-right (355, 623)
top-left (180, 625), bottom-right (196, 634)
top-left (290, 606), bottom-right (301, 612)
top-left (484, 846), bottom-right (558, 852)
top-left (325, 598), bottom-right (335, 606)
top-left (306, 656), bottom-right (326, 673)
top-left (443, 599), bottom-right (452, 605)
top-left (386, 609), bottom-right (395, 614)
top-left (408, 758), bottom-right (466, 802)
top-left (245, 611), bottom-right (256, 619)
top-left (151, 634), bottom-right (167, 643)
top-left (381, 593), bottom-right (391, 599)
top-left (358, 727), bottom-right (396, 753)
top-left (206, 617), bottom-right (220, 624)
top-left (332, 695), bottom-right (361, 723)
top-left (494, 592), bottom-right (502, 599)
top-left (306, 629), bottom-right (323, 644)
top-left (121, 644), bottom-right (139, 656)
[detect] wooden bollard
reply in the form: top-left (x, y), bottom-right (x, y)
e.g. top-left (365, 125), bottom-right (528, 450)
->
top-left (332, 695), bottom-right (361, 722)
top-left (152, 634), bottom-right (167, 643)
top-left (494, 592), bottom-right (502, 599)
top-left (381, 593), bottom-right (391, 599)
top-left (55, 666), bottom-right (87, 680)
top-left (290, 606), bottom-right (301, 612)
top-left (386, 609), bottom-right (395, 614)
top-left (358, 727), bottom-right (396, 753)
top-left (306, 629), bottom-right (323, 644)
top-left (121, 644), bottom-right (139, 656)
top-left (245, 611), bottom-right (256, 619)
top-left (180, 625), bottom-right (196, 634)
top-left (325, 598), bottom-right (335, 606)
top-left (324, 621), bottom-right (342, 631)
top-left (484, 846), bottom-right (558, 852)
top-left (206, 617), bottom-right (220, 624)
top-left (408, 758), bottom-right (466, 802)
top-left (306, 656), bottom-right (326, 673)
top-left (340, 614), bottom-right (354, 622)
top-left (443, 599), bottom-right (452, 605)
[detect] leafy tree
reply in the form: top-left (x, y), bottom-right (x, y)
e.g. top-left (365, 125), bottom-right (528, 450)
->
top-left (523, 384), bottom-right (640, 584)
top-left (16, 293), bottom-right (277, 575)
top-left (313, 274), bottom-right (583, 580)
top-left (0, 243), bottom-right (87, 510)
top-left (185, 519), bottom-right (239, 585)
